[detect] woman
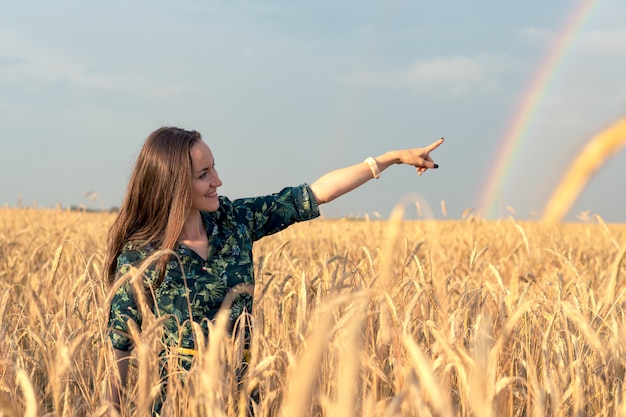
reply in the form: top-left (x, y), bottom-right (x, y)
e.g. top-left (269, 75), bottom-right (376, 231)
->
top-left (105, 126), bottom-right (443, 414)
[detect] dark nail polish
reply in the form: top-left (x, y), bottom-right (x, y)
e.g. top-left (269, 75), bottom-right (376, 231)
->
top-left (434, 164), bottom-right (439, 169)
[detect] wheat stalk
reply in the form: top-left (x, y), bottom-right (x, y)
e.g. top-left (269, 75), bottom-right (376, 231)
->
top-left (542, 117), bottom-right (626, 223)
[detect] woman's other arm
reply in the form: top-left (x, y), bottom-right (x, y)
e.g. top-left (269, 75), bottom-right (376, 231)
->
top-left (107, 348), bottom-right (131, 415)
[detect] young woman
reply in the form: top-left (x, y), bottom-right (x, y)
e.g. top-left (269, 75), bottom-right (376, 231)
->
top-left (105, 126), bottom-right (443, 414)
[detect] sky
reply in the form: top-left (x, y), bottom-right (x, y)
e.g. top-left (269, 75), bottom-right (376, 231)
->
top-left (1, 0), bottom-right (625, 222)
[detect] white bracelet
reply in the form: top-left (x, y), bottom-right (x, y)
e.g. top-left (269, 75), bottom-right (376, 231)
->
top-left (364, 157), bottom-right (380, 179)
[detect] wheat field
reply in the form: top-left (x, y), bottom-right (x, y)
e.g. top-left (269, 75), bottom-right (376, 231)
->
top-left (2, 205), bottom-right (626, 417)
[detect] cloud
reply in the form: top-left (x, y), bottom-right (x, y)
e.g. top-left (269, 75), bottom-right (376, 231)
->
top-left (519, 24), bottom-right (626, 57)
top-left (339, 53), bottom-right (515, 95)
top-left (0, 26), bottom-right (192, 97)
top-left (519, 26), bottom-right (552, 41)
top-left (0, 27), bottom-right (120, 89)
top-left (578, 28), bottom-right (626, 55)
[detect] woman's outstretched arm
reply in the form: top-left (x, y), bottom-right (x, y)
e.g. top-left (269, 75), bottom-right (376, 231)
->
top-left (309, 138), bottom-right (444, 204)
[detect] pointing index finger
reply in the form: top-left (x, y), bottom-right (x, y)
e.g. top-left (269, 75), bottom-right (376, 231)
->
top-left (425, 137), bottom-right (445, 153)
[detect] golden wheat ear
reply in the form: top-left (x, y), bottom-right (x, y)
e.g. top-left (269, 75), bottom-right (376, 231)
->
top-left (542, 117), bottom-right (626, 223)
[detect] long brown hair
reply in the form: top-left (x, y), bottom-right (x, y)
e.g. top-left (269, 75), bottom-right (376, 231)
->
top-left (104, 127), bottom-right (201, 287)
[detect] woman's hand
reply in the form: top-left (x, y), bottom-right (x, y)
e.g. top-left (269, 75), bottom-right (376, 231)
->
top-left (396, 137), bottom-right (444, 176)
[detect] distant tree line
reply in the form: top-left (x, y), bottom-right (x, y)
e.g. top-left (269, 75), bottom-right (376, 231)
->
top-left (68, 205), bottom-right (119, 213)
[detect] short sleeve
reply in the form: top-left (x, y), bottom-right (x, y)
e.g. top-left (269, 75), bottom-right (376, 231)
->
top-left (291, 183), bottom-right (320, 221)
top-left (227, 183), bottom-right (320, 241)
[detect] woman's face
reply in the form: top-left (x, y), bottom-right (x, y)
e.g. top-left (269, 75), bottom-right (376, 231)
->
top-left (189, 140), bottom-right (222, 212)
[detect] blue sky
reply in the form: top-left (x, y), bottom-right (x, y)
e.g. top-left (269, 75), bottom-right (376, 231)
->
top-left (1, 1), bottom-right (625, 221)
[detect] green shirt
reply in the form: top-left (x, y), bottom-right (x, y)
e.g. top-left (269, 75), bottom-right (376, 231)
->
top-left (108, 184), bottom-right (320, 351)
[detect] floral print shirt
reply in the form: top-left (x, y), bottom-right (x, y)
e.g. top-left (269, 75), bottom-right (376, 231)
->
top-left (108, 184), bottom-right (320, 351)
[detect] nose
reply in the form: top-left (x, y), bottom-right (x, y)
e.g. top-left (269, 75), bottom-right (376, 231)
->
top-left (212, 169), bottom-right (223, 187)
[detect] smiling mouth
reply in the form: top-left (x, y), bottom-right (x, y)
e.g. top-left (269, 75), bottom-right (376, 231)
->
top-left (205, 192), bottom-right (218, 198)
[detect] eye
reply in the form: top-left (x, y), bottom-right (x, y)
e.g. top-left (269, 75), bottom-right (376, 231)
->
top-left (199, 172), bottom-right (207, 179)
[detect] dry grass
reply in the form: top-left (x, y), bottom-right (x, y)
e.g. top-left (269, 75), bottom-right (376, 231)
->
top-left (542, 116), bottom-right (626, 223)
top-left (2, 206), bottom-right (626, 416)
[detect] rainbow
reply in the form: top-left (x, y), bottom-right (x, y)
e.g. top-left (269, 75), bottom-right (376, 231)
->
top-left (477, 0), bottom-right (600, 218)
